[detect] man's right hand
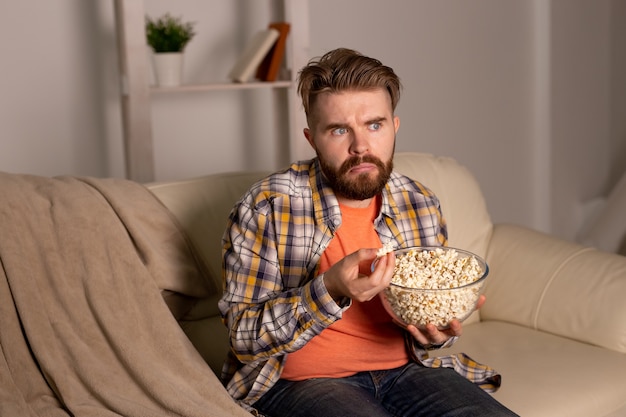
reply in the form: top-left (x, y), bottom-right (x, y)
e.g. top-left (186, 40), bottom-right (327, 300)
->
top-left (323, 249), bottom-right (395, 303)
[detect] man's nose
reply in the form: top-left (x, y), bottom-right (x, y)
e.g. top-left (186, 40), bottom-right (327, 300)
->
top-left (349, 130), bottom-right (369, 155)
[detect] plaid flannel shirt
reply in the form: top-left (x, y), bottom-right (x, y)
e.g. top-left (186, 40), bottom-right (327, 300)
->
top-left (219, 158), bottom-right (500, 411)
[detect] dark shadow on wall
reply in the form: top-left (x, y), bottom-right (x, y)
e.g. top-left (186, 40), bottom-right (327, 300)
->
top-left (618, 235), bottom-right (626, 257)
top-left (610, 0), bottom-right (626, 188)
top-left (74, 0), bottom-right (109, 177)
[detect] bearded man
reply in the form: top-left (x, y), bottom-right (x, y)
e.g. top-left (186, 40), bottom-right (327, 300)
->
top-left (218, 48), bottom-right (517, 417)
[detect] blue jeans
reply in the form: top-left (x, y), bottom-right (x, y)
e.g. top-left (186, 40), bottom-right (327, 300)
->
top-left (252, 363), bottom-right (519, 417)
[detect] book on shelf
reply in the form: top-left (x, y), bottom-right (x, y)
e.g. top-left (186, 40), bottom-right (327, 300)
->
top-left (256, 22), bottom-right (291, 82)
top-left (228, 28), bottom-right (280, 83)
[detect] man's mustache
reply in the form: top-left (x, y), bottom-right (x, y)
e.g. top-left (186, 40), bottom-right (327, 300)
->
top-left (339, 155), bottom-right (384, 175)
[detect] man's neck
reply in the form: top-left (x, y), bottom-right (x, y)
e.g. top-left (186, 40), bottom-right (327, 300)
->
top-left (336, 195), bottom-right (375, 209)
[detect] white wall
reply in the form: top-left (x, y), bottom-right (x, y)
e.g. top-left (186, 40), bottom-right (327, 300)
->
top-left (0, 1), bottom-right (115, 177)
top-left (0, 0), bottom-right (624, 243)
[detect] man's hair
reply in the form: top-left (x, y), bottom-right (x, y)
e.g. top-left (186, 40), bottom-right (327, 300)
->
top-left (297, 48), bottom-right (402, 120)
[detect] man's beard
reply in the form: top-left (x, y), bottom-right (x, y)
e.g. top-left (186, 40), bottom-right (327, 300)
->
top-left (319, 154), bottom-right (393, 201)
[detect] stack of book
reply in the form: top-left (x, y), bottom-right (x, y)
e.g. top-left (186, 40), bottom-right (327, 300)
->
top-left (228, 22), bottom-right (291, 83)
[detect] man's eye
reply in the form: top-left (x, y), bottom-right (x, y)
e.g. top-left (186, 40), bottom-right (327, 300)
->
top-left (369, 123), bottom-right (381, 131)
top-left (332, 127), bottom-right (348, 135)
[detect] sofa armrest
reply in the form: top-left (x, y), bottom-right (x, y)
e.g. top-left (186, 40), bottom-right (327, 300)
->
top-left (482, 223), bottom-right (626, 354)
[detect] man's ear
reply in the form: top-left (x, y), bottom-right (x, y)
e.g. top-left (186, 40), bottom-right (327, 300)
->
top-left (304, 128), bottom-right (315, 150)
top-left (394, 116), bottom-right (400, 134)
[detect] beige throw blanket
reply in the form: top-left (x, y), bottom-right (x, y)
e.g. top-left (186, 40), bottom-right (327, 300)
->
top-left (0, 172), bottom-right (251, 417)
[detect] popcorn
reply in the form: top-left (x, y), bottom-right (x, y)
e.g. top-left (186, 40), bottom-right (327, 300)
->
top-left (376, 241), bottom-right (395, 257)
top-left (383, 247), bottom-right (485, 328)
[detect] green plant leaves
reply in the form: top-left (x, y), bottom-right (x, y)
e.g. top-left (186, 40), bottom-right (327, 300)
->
top-left (145, 13), bottom-right (196, 53)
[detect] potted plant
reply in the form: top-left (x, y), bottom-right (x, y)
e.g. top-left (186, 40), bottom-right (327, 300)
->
top-left (145, 13), bottom-right (196, 87)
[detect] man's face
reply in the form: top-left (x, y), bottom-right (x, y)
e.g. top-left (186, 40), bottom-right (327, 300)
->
top-left (304, 89), bottom-right (400, 202)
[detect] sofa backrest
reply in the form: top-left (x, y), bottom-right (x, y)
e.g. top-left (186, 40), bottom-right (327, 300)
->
top-left (147, 152), bottom-right (494, 372)
top-left (392, 152), bottom-right (493, 257)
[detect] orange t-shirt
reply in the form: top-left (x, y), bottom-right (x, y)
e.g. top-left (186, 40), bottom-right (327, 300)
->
top-left (281, 196), bottom-right (409, 380)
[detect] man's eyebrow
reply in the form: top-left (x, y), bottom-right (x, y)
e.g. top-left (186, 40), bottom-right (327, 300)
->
top-left (366, 116), bottom-right (387, 125)
top-left (322, 122), bottom-right (349, 131)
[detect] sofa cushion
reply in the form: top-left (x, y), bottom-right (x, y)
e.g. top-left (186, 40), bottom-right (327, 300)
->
top-left (485, 224), bottom-right (626, 354)
top-left (446, 320), bottom-right (626, 417)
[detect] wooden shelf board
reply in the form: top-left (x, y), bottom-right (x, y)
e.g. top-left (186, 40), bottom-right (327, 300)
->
top-left (150, 80), bottom-right (293, 93)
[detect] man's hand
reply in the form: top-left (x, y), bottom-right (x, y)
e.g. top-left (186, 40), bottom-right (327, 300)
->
top-left (405, 295), bottom-right (486, 346)
top-left (323, 249), bottom-right (395, 303)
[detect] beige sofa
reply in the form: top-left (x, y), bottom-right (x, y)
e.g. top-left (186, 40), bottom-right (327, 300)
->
top-left (147, 152), bottom-right (626, 417)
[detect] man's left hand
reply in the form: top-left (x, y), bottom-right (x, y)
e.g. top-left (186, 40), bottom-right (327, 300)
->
top-left (405, 295), bottom-right (486, 347)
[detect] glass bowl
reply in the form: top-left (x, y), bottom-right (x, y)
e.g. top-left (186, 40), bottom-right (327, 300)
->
top-left (373, 246), bottom-right (489, 329)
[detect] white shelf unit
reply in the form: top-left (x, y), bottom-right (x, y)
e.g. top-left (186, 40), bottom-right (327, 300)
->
top-left (113, 0), bottom-right (309, 182)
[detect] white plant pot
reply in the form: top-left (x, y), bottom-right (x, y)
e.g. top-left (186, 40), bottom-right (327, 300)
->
top-left (152, 52), bottom-right (183, 87)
